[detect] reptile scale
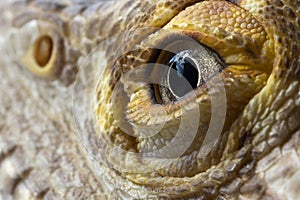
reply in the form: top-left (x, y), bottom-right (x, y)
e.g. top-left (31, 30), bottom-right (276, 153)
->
top-left (0, 0), bottom-right (299, 199)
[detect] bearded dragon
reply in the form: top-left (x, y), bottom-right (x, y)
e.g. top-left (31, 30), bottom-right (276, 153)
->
top-left (0, 0), bottom-right (299, 199)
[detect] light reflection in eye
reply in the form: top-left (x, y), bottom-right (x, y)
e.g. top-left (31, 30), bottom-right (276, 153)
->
top-left (168, 51), bottom-right (200, 98)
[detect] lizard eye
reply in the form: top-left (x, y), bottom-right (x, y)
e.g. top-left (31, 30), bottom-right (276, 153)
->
top-left (21, 26), bottom-right (64, 80)
top-left (167, 51), bottom-right (199, 98)
top-left (34, 35), bottom-right (53, 67)
top-left (153, 45), bottom-right (224, 104)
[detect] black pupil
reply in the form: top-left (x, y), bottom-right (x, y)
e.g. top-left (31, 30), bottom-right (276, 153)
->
top-left (168, 55), bottom-right (199, 98)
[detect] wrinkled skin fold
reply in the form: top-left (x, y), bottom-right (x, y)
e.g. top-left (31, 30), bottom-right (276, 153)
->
top-left (0, 0), bottom-right (299, 199)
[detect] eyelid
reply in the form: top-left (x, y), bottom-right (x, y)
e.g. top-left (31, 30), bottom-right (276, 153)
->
top-left (163, 1), bottom-right (273, 73)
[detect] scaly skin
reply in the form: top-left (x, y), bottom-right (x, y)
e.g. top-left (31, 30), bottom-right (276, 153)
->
top-left (0, 0), bottom-right (299, 199)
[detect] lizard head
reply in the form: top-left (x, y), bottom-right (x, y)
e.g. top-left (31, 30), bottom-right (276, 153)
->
top-left (80, 0), bottom-right (299, 198)
top-left (1, 0), bottom-right (299, 199)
